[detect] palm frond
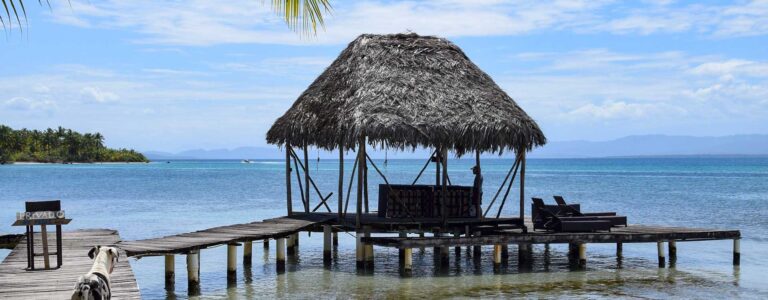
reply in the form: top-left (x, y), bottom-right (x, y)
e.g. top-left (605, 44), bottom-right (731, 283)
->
top-left (272, 0), bottom-right (332, 37)
top-left (2, 0), bottom-right (332, 38)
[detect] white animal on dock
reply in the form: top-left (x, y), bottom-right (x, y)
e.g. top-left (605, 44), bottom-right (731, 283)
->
top-left (71, 245), bottom-right (120, 300)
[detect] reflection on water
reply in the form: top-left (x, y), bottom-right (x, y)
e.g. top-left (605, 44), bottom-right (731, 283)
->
top-left (138, 235), bottom-right (746, 299)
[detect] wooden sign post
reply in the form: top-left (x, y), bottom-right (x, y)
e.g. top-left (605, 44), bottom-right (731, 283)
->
top-left (11, 200), bottom-right (72, 270)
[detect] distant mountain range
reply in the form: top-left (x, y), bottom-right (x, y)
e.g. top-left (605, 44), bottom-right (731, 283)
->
top-left (143, 134), bottom-right (768, 160)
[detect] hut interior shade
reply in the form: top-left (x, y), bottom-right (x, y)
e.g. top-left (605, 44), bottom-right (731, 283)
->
top-left (267, 33), bottom-right (546, 155)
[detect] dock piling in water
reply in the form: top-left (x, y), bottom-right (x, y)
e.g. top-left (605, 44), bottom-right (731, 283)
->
top-left (578, 243), bottom-right (587, 269)
top-left (165, 255), bottom-right (175, 290)
top-left (364, 227), bottom-right (375, 270)
top-left (518, 243), bottom-right (533, 269)
top-left (356, 231), bottom-right (364, 270)
top-left (276, 238), bottom-right (286, 273)
top-left (227, 244), bottom-right (237, 284)
top-left (187, 250), bottom-right (200, 296)
top-left (668, 240), bottom-right (677, 266)
top-left (323, 225), bottom-right (332, 264)
top-left (243, 240), bottom-right (253, 266)
top-left (568, 243), bottom-right (578, 267)
top-left (403, 247), bottom-right (413, 275)
top-left (398, 231), bottom-right (406, 264)
top-left (454, 232), bottom-right (461, 256)
top-left (657, 241), bottom-right (666, 268)
top-left (493, 244), bottom-right (502, 272)
top-left (287, 233), bottom-right (297, 255)
top-left (734, 238), bottom-right (741, 266)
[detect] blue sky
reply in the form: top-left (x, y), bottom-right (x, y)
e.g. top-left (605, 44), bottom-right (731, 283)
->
top-left (1, 0), bottom-right (767, 152)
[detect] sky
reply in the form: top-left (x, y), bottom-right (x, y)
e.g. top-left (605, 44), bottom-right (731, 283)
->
top-left (1, 0), bottom-right (767, 153)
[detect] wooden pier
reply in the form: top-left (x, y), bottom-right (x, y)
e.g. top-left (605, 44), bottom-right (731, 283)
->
top-left (0, 229), bottom-right (141, 299)
top-left (364, 222), bottom-right (741, 247)
top-left (117, 213), bottom-right (334, 257)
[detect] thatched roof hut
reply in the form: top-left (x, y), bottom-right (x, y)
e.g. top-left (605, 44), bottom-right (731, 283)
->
top-left (267, 33), bottom-right (545, 155)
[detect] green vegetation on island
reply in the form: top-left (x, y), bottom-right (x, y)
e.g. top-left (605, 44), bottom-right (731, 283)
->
top-left (0, 125), bottom-right (148, 164)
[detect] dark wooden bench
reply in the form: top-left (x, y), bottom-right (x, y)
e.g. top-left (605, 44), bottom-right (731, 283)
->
top-left (378, 185), bottom-right (479, 218)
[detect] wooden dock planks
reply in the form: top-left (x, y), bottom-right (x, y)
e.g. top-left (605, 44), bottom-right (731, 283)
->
top-left (363, 222), bottom-right (741, 248)
top-left (117, 213), bottom-right (335, 257)
top-left (0, 229), bottom-right (141, 300)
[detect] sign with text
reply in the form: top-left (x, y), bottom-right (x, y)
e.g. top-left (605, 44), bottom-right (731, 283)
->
top-left (16, 210), bottom-right (66, 221)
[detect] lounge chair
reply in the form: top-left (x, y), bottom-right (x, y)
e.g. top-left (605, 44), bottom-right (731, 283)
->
top-left (531, 198), bottom-right (612, 232)
top-left (552, 195), bottom-right (627, 226)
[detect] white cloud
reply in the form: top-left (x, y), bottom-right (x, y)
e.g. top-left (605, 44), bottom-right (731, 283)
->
top-left (689, 59), bottom-right (768, 78)
top-left (566, 101), bottom-right (687, 120)
top-left (80, 87), bottom-right (120, 103)
top-left (46, 0), bottom-right (768, 46)
top-left (499, 48), bottom-right (768, 136)
top-left (4, 97), bottom-right (57, 111)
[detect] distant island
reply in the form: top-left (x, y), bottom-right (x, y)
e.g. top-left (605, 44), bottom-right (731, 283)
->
top-left (0, 125), bottom-right (148, 164)
top-left (143, 134), bottom-right (768, 160)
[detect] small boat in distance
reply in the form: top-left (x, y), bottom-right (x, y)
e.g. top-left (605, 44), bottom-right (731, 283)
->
top-left (241, 159), bottom-right (252, 164)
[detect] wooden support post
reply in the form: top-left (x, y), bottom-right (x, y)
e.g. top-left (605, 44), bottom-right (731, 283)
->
top-left (287, 234), bottom-right (296, 255)
top-left (356, 137), bottom-right (365, 229)
top-left (419, 232), bottom-right (425, 252)
top-left (165, 255), bottom-right (175, 289)
top-left (403, 247), bottom-right (413, 275)
top-left (356, 231), bottom-right (364, 270)
top-left (187, 251), bottom-right (200, 296)
top-left (733, 239), bottom-right (741, 266)
top-left (617, 242), bottom-right (623, 258)
top-left (578, 243), bottom-right (587, 269)
top-left (657, 241), bottom-right (666, 268)
top-left (323, 225), bottom-right (332, 264)
top-left (398, 231), bottom-right (406, 264)
top-left (568, 242), bottom-right (579, 267)
top-left (364, 226), bottom-right (374, 270)
top-left (668, 240), bottom-right (677, 266)
top-left (26, 225), bottom-right (33, 270)
top-left (454, 232), bottom-right (461, 256)
top-left (501, 245), bottom-right (509, 261)
top-left (285, 146), bottom-right (293, 216)
top-left (440, 245), bottom-right (449, 267)
top-left (263, 239), bottom-right (269, 249)
top-left (519, 152), bottom-right (526, 231)
top-left (475, 150), bottom-right (482, 220)
top-left (303, 143), bottom-right (310, 213)
top-left (338, 145), bottom-right (344, 222)
top-left (227, 244), bottom-right (237, 283)
top-left (243, 241), bottom-right (252, 266)
top-left (518, 243), bottom-right (533, 269)
top-left (441, 147), bottom-right (448, 226)
top-left (493, 244), bottom-right (502, 272)
top-left (363, 148), bottom-right (369, 214)
top-left (276, 238), bottom-right (286, 273)
top-left (473, 231), bottom-right (482, 260)
top-left (55, 224), bottom-right (62, 268)
top-left (435, 147), bottom-right (441, 188)
top-left (40, 225), bottom-right (50, 269)
top-left (333, 232), bottom-right (338, 246)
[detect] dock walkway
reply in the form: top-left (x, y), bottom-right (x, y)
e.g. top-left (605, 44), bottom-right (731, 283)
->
top-left (118, 213), bottom-right (334, 257)
top-left (365, 222), bottom-right (741, 248)
top-left (0, 229), bottom-right (141, 299)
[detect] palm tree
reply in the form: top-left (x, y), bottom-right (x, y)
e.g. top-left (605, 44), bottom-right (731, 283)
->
top-left (1, 0), bottom-right (332, 36)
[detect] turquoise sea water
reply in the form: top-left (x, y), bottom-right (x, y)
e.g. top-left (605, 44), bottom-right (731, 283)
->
top-left (1, 158), bottom-right (767, 299)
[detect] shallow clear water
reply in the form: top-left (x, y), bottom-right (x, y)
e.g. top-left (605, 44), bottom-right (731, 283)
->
top-left (1, 158), bottom-right (767, 299)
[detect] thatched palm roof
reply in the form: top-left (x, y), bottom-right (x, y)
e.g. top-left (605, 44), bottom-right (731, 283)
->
top-left (267, 33), bottom-right (546, 155)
